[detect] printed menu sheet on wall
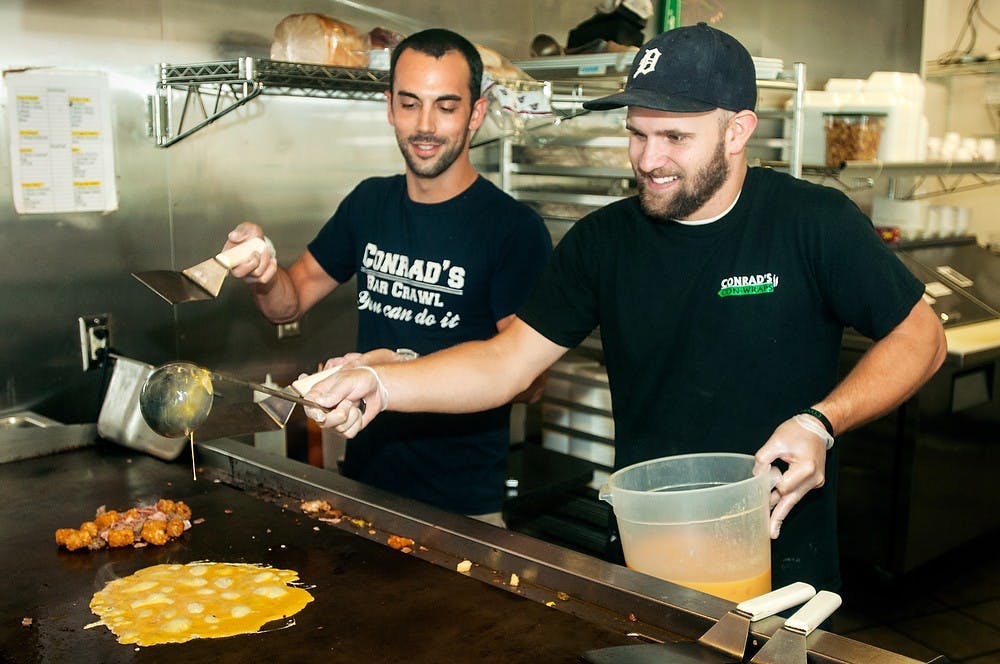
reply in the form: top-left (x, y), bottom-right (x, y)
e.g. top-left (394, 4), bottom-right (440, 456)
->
top-left (4, 69), bottom-right (118, 214)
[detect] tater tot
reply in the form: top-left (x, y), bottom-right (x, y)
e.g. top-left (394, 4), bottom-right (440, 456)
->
top-left (107, 528), bottom-right (135, 548)
top-left (55, 528), bottom-right (92, 551)
top-left (166, 517), bottom-right (185, 538)
top-left (172, 501), bottom-right (192, 520)
top-left (94, 511), bottom-right (119, 531)
top-left (141, 520), bottom-right (168, 546)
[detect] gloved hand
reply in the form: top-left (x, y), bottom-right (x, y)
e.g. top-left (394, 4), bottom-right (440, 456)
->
top-left (753, 414), bottom-right (832, 539)
top-left (300, 365), bottom-right (389, 438)
top-left (224, 222), bottom-right (277, 285)
top-left (300, 349), bottom-right (412, 436)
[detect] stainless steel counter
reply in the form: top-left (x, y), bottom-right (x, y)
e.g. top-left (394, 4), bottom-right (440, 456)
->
top-left (837, 238), bottom-right (1000, 577)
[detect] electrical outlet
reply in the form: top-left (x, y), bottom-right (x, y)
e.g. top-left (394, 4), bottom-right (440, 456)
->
top-left (78, 314), bottom-right (110, 371)
top-left (276, 321), bottom-right (300, 339)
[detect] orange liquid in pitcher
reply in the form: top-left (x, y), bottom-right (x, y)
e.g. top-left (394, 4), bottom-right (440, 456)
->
top-left (673, 568), bottom-right (771, 603)
top-left (623, 518), bottom-right (771, 602)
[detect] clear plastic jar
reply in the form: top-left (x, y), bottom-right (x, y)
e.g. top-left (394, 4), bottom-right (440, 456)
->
top-left (823, 112), bottom-right (886, 167)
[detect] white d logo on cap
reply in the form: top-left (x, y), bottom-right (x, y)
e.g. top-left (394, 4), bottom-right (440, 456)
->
top-left (633, 47), bottom-right (661, 78)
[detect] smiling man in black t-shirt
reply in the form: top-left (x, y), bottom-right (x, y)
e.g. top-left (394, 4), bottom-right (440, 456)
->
top-left (220, 29), bottom-right (551, 522)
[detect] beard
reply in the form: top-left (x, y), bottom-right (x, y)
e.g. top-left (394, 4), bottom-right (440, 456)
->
top-left (396, 132), bottom-right (467, 179)
top-left (637, 136), bottom-right (729, 221)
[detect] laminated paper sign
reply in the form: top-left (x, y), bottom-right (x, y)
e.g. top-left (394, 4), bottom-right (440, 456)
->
top-left (4, 69), bottom-right (118, 214)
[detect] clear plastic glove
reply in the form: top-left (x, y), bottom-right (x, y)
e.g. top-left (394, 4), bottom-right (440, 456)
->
top-left (300, 365), bottom-right (388, 438)
top-left (753, 415), bottom-right (830, 539)
top-left (224, 222), bottom-right (277, 285)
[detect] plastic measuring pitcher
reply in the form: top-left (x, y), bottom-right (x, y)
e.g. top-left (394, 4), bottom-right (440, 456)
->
top-left (600, 452), bottom-right (779, 602)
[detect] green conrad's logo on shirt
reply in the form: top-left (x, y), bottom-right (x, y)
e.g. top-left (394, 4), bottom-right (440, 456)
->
top-left (718, 273), bottom-right (779, 297)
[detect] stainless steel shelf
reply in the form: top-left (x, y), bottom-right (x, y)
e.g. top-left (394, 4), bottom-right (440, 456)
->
top-left (925, 59), bottom-right (1000, 78)
top-left (160, 58), bottom-right (389, 93)
top-left (151, 57), bottom-right (390, 147)
top-left (511, 190), bottom-right (625, 207)
top-left (498, 61), bottom-right (807, 199)
top-left (513, 52), bottom-right (803, 92)
top-left (526, 135), bottom-right (629, 149)
top-left (508, 163), bottom-right (633, 179)
top-left (799, 159), bottom-right (1000, 198)
top-left (512, 52), bottom-right (638, 79)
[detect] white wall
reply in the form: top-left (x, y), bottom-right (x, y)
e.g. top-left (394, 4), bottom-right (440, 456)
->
top-left (923, 0), bottom-right (1000, 245)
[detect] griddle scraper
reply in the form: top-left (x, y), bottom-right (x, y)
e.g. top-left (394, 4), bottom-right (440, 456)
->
top-left (698, 581), bottom-right (816, 660)
top-left (132, 237), bottom-right (267, 304)
top-left (748, 590), bottom-right (842, 664)
top-left (580, 582), bottom-right (816, 664)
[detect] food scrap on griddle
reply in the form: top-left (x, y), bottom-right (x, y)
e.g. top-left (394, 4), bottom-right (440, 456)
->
top-left (299, 499), bottom-right (414, 553)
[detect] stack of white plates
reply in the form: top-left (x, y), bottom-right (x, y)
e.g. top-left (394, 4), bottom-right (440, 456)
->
top-left (752, 56), bottom-right (784, 80)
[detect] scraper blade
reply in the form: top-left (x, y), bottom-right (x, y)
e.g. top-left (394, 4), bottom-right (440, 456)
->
top-left (131, 237), bottom-right (268, 304)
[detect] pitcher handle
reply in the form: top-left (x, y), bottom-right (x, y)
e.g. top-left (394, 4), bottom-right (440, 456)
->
top-left (767, 465), bottom-right (782, 489)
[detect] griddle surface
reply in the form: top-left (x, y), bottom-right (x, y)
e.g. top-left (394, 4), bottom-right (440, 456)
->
top-left (0, 443), bottom-right (635, 663)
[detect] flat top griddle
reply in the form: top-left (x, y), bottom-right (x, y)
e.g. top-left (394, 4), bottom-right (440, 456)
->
top-left (0, 435), bottom-right (945, 664)
top-left (0, 443), bottom-right (635, 663)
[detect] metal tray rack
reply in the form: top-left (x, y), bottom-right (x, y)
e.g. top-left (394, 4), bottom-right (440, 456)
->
top-left (150, 57), bottom-right (390, 147)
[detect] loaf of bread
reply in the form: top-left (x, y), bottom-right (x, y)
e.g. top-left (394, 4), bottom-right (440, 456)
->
top-left (270, 13), bottom-right (367, 68)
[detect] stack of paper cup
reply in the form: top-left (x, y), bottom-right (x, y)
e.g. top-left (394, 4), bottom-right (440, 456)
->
top-left (979, 138), bottom-right (996, 161)
top-left (926, 136), bottom-right (942, 160)
top-left (941, 132), bottom-right (961, 160)
top-left (959, 138), bottom-right (979, 161)
top-left (955, 207), bottom-right (972, 235)
top-left (938, 205), bottom-right (956, 237)
top-left (925, 206), bottom-right (941, 238)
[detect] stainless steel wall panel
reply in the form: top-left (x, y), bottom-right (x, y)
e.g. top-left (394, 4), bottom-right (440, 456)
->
top-left (161, 95), bottom-right (401, 384)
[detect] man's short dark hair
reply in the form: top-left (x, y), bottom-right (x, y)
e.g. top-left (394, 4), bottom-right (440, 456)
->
top-left (389, 28), bottom-right (483, 104)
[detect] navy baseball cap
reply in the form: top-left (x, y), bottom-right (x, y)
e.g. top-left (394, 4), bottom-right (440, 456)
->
top-left (583, 22), bottom-right (757, 113)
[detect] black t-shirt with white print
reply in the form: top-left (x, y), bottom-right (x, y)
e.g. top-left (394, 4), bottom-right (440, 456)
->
top-left (309, 174), bottom-right (552, 515)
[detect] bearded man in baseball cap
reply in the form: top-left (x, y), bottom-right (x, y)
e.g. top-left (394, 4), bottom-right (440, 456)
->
top-left (304, 24), bottom-right (946, 596)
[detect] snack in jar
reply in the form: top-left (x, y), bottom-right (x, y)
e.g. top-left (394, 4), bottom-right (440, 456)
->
top-left (822, 112), bottom-right (886, 167)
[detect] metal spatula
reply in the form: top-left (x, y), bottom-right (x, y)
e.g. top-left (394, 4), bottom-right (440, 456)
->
top-left (132, 237), bottom-right (267, 304)
top-left (748, 591), bottom-right (842, 664)
top-left (247, 365), bottom-right (346, 427)
top-left (698, 582), bottom-right (816, 660)
top-left (581, 582), bottom-right (817, 664)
